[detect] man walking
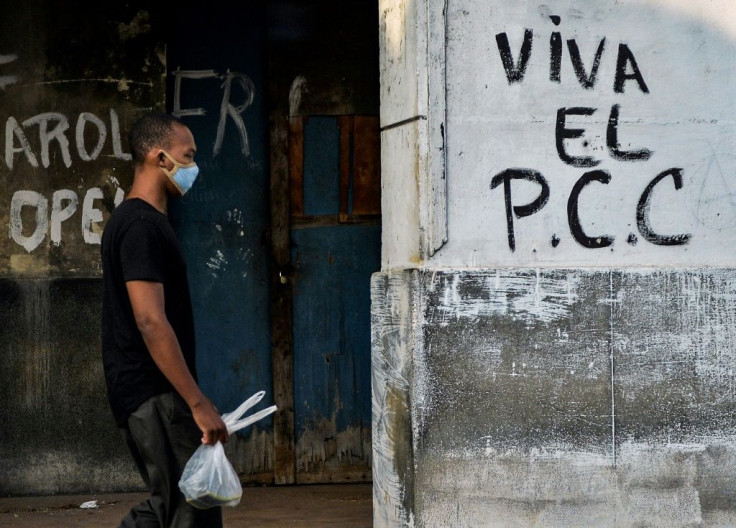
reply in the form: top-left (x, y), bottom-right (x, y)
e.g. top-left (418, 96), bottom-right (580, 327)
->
top-left (101, 112), bottom-right (229, 527)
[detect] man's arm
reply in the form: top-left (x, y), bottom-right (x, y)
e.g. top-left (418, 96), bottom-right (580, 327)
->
top-left (126, 279), bottom-right (229, 445)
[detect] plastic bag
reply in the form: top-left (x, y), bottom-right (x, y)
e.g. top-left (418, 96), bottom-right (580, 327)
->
top-left (179, 441), bottom-right (242, 509)
top-left (179, 391), bottom-right (278, 509)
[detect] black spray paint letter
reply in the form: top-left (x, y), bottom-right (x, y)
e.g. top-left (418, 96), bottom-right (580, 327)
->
top-left (491, 168), bottom-right (550, 251)
top-left (607, 104), bottom-right (652, 161)
top-left (496, 30), bottom-right (533, 83)
top-left (550, 29), bottom-right (562, 82)
top-left (567, 38), bottom-right (606, 89)
top-left (614, 43), bottom-right (649, 93)
top-left (556, 107), bottom-right (600, 167)
top-left (636, 168), bottom-right (691, 245)
top-left (567, 170), bottom-right (614, 248)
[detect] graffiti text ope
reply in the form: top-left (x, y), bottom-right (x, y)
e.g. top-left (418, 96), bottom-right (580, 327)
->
top-left (9, 186), bottom-right (124, 253)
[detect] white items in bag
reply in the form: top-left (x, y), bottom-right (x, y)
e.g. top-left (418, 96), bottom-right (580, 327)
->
top-left (179, 390), bottom-right (278, 509)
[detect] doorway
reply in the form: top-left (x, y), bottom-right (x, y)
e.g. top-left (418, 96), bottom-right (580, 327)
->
top-left (283, 114), bottom-right (380, 483)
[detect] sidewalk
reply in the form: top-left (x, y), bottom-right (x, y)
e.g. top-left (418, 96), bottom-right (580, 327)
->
top-left (0, 483), bottom-right (372, 527)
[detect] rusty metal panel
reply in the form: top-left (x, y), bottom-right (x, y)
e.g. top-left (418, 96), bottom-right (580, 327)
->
top-left (352, 116), bottom-right (381, 216)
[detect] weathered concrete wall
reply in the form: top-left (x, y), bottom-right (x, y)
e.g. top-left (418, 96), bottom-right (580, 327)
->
top-left (0, 279), bottom-right (141, 495)
top-left (371, 272), bottom-right (416, 525)
top-left (1, 0), bottom-right (381, 496)
top-left (373, 269), bottom-right (736, 526)
top-left (380, 0), bottom-right (736, 268)
top-left (0, 2), bottom-right (162, 277)
top-left (375, 0), bottom-right (736, 526)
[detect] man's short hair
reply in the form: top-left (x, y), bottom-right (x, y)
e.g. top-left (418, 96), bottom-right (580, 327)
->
top-left (128, 112), bottom-right (186, 164)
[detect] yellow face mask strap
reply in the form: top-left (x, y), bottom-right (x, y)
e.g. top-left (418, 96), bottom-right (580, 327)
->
top-left (161, 150), bottom-right (196, 177)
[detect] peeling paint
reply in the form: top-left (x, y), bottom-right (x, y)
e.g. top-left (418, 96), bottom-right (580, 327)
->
top-left (429, 269), bottom-right (580, 325)
top-left (296, 419), bottom-right (371, 474)
top-left (289, 75), bottom-right (307, 117)
top-left (117, 10), bottom-right (151, 41)
top-left (226, 426), bottom-right (274, 478)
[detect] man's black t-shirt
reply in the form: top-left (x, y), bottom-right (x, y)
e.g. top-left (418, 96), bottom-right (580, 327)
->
top-left (101, 198), bottom-right (197, 427)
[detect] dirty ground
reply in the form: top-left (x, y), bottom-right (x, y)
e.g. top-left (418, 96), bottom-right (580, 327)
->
top-left (0, 483), bottom-right (372, 527)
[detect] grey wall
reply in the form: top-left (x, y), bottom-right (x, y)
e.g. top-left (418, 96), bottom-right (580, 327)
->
top-left (372, 269), bottom-right (736, 526)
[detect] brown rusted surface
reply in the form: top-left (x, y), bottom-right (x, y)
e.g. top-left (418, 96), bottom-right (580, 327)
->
top-left (351, 116), bottom-right (381, 216)
top-left (268, 83), bottom-right (297, 484)
top-left (338, 115), bottom-right (354, 222)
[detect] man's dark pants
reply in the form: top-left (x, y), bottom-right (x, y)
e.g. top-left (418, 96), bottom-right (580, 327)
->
top-left (119, 392), bottom-right (224, 528)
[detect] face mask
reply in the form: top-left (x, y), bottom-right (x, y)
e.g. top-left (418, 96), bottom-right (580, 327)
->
top-left (161, 150), bottom-right (199, 195)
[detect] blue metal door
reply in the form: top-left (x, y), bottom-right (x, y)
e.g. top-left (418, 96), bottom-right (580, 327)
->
top-left (167, 3), bottom-right (276, 484)
top-left (167, 3), bottom-right (380, 485)
top-left (289, 115), bottom-right (380, 482)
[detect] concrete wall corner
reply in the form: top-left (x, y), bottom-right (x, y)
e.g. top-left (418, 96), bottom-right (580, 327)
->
top-left (371, 271), bottom-right (418, 527)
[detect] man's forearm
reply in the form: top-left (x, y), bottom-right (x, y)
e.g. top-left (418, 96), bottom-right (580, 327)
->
top-left (138, 318), bottom-right (205, 408)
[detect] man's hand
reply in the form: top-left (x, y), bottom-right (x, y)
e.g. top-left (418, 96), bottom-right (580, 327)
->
top-left (191, 397), bottom-right (230, 445)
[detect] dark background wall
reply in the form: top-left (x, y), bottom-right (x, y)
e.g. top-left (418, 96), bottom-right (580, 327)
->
top-left (0, 1), bottom-right (165, 494)
top-left (0, 0), bottom-right (380, 495)
top-left (166, 2), bottom-right (275, 483)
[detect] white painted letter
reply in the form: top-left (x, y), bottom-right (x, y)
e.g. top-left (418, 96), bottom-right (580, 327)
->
top-left (76, 113), bottom-right (106, 161)
top-left (5, 116), bottom-right (38, 170)
top-left (114, 186), bottom-right (125, 206)
top-left (23, 113), bottom-right (72, 168)
top-left (82, 187), bottom-right (104, 244)
top-left (0, 53), bottom-right (18, 90)
top-left (10, 190), bottom-right (48, 253)
top-left (215, 71), bottom-right (255, 156)
top-left (109, 108), bottom-right (131, 160)
top-left (50, 189), bottom-right (78, 245)
top-left (172, 68), bottom-right (218, 117)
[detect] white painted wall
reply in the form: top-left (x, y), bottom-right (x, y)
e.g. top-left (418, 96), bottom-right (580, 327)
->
top-left (381, 0), bottom-right (736, 269)
top-left (380, 0), bottom-right (448, 269)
